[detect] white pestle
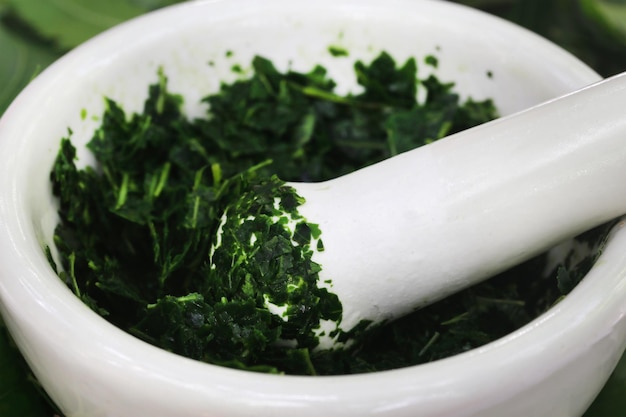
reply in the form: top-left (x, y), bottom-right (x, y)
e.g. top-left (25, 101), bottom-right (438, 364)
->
top-left (291, 71), bottom-right (626, 349)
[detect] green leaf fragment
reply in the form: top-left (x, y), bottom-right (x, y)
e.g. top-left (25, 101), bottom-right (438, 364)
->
top-left (328, 45), bottom-right (349, 57)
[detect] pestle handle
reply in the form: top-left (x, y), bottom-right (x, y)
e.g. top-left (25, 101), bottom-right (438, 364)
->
top-left (293, 71), bottom-right (626, 345)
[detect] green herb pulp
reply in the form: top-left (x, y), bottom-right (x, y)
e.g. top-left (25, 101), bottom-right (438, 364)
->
top-left (50, 51), bottom-right (596, 375)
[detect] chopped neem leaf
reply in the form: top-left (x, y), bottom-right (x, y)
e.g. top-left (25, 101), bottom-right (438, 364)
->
top-left (50, 51), bottom-right (595, 375)
top-left (328, 45), bottom-right (349, 57)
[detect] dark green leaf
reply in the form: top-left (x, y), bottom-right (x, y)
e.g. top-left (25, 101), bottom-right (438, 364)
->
top-left (0, 319), bottom-right (58, 417)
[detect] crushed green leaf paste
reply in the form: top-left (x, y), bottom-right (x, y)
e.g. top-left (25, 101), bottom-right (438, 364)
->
top-left (49, 51), bottom-right (609, 375)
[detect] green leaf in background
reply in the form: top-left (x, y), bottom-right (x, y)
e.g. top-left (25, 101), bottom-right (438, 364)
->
top-left (584, 354), bottom-right (626, 416)
top-left (0, 319), bottom-right (55, 417)
top-left (6, 0), bottom-right (149, 51)
top-left (580, 0), bottom-right (626, 46)
top-left (129, 0), bottom-right (185, 10)
top-left (0, 22), bottom-right (58, 115)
